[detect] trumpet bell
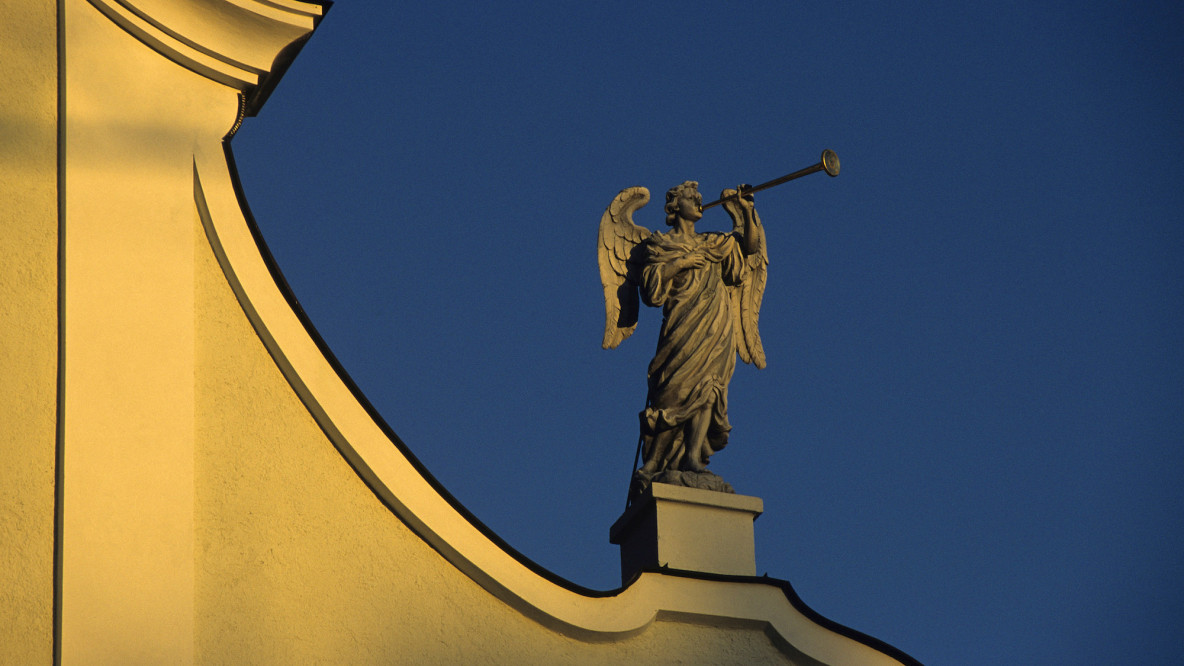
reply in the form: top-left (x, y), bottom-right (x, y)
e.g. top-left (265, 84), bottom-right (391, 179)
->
top-left (822, 149), bottom-right (840, 177)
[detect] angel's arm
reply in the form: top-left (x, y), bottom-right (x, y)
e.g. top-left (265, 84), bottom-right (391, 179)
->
top-left (721, 186), bottom-right (762, 256)
top-left (720, 187), bottom-right (768, 368)
top-left (649, 249), bottom-right (708, 293)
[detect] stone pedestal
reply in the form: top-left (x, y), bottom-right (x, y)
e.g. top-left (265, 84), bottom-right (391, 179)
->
top-left (609, 483), bottom-right (764, 584)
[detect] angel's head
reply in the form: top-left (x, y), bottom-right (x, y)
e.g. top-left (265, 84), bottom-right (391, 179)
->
top-left (664, 181), bottom-right (702, 226)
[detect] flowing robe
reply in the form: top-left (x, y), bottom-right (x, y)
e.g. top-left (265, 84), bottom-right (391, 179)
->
top-left (638, 230), bottom-right (747, 474)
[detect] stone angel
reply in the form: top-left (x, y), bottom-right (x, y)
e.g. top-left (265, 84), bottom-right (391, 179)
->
top-left (598, 180), bottom-right (769, 496)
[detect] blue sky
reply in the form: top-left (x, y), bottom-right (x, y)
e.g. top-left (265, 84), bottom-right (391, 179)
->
top-left (231, 3), bottom-right (1183, 663)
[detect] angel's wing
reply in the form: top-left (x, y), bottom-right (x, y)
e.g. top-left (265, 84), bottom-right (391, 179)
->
top-left (597, 187), bottom-right (652, 349)
top-left (729, 205), bottom-right (769, 368)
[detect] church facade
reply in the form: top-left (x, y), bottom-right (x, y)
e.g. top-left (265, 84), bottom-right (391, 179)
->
top-left (0, 2), bottom-right (917, 663)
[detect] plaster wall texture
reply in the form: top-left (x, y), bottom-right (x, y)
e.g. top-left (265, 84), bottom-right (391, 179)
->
top-left (0, 2), bottom-right (58, 662)
top-left (193, 217), bottom-right (807, 665)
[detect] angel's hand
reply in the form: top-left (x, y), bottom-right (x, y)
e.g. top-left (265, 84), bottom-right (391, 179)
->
top-left (677, 252), bottom-right (708, 271)
top-left (735, 184), bottom-right (755, 213)
top-left (720, 187), bottom-right (754, 218)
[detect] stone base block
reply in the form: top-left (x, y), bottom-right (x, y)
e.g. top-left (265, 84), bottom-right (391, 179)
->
top-left (609, 483), bottom-right (763, 584)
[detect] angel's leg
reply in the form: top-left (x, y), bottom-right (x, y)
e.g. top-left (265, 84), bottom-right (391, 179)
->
top-left (640, 428), bottom-right (679, 475)
top-left (680, 408), bottom-right (713, 472)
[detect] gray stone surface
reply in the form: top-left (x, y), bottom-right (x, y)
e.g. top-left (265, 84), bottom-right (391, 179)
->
top-left (610, 483), bottom-right (764, 583)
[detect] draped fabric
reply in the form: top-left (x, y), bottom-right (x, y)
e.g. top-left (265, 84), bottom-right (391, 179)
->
top-left (638, 230), bottom-right (747, 474)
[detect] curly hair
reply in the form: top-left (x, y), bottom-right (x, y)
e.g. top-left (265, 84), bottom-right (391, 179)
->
top-left (664, 181), bottom-right (700, 226)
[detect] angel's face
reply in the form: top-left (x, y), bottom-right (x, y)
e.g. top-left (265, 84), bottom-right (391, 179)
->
top-left (676, 188), bottom-right (703, 223)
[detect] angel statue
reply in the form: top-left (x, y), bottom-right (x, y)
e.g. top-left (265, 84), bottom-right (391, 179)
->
top-left (598, 180), bottom-right (768, 497)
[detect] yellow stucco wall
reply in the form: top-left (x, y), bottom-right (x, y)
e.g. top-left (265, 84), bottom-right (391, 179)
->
top-left (193, 217), bottom-right (805, 664)
top-left (0, 2), bottom-right (58, 662)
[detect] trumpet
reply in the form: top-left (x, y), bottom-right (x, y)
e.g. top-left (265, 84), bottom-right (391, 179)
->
top-left (701, 149), bottom-right (840, 211)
